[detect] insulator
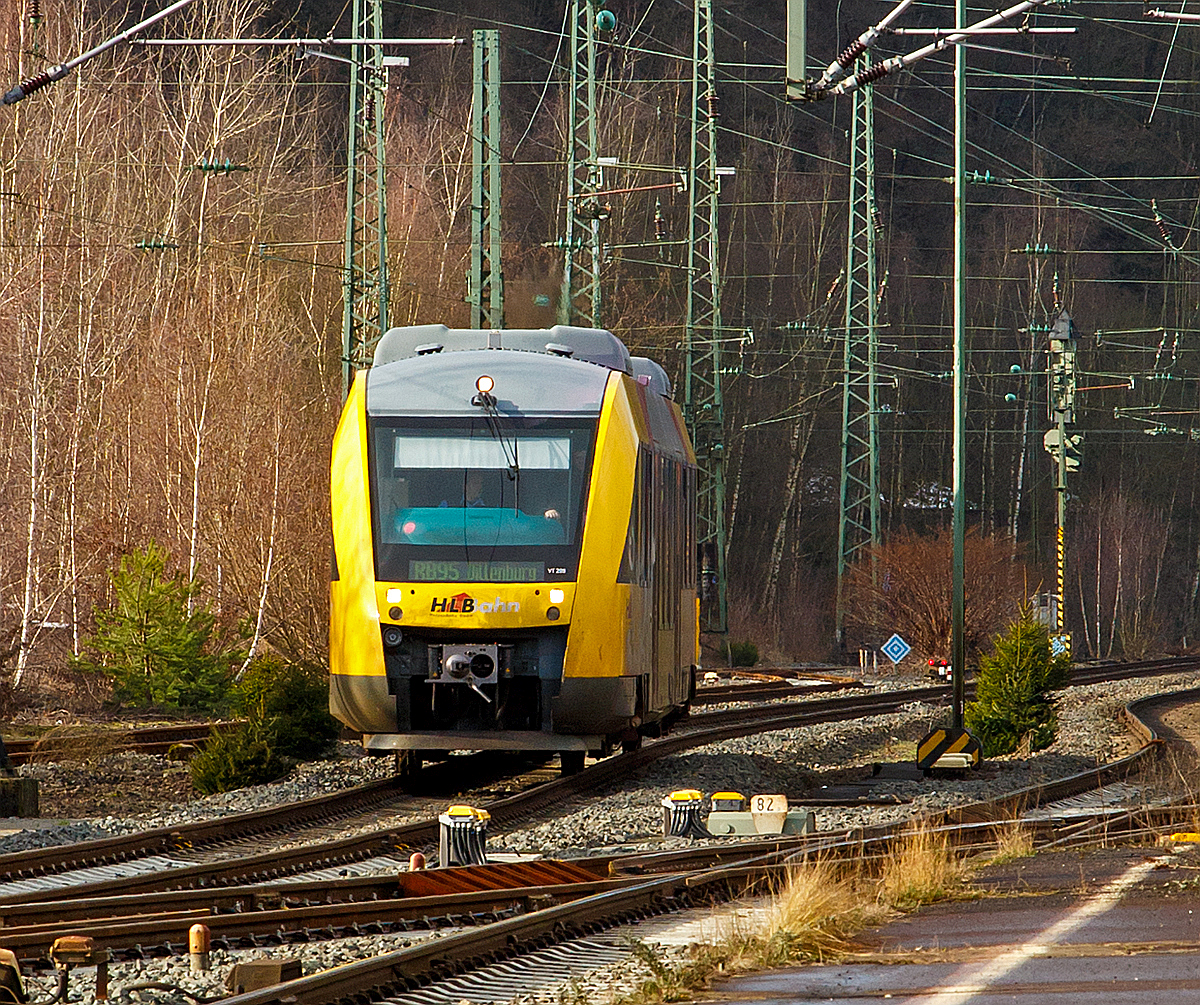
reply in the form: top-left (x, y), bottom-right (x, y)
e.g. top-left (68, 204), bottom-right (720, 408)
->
top-left (27, 0), bottom-right (41, 22)
top-left (11, 70), bottom-right (51, 96)
top-left (871, 207), bottom-right (884, 234)
top-left (653, 200), bottom-right (666, 241)
top-left (857, 63), bottom-right (889, 87)
top-left (1152, 198), bottom-right (1177, 249)
top-left (836, 39), bottom-right (867, 69)
top-left (194, 157), bottom-right (249, 175)
top-left (705, 89), bottom-right (719, 121)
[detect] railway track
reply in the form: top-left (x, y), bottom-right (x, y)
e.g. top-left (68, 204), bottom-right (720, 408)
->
top-left (692, 652), bottom-right (1200, 707)
top-left (0, 685), bottom-right (940, 904)
top-left (3, 722), bottom-right (241, 766)
top-left (4, 681), bottom-right (1199, 1005)
top-left (4, 655), bottom-right (1197, 906)
top-left (194, 686), bottom-right (1194, 1005)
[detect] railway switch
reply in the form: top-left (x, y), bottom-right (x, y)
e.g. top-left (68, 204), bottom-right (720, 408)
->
top-left (225, 958), bottom-right (301, 995)
top-left (710, 791), bottom-right (746, 812)
top-left (662, 790), bottom-right (711, 839)
top-left (916, 726), bottom-right (981, 772)
top-left (0, 948), bottom-right (27, 1004)
top-left (707, 792), bottom-right (816, 836)
top-left (439, 804), bottom-right (490, 866)
top-left (48, 936), bottom-right (107, 1003)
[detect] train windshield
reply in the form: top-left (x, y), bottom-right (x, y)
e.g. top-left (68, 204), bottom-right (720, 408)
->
top-left (369, 418), bottom-right (596, 583)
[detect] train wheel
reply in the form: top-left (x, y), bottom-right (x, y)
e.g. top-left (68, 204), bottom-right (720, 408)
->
top-left (559, 751), bottom-right (585, 776)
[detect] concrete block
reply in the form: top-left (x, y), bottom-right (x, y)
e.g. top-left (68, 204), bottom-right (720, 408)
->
top-left (707, 808), bottom-right (815, 836)
top-left (225, 958), bottom-right (301, 994)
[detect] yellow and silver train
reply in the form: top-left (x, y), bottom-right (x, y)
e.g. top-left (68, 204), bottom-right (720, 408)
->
top-left (329, 325), bottom-right (699, 773)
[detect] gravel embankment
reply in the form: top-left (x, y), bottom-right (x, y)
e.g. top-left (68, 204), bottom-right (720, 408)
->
top-left (6, 671), bottom-right (1199, 1004)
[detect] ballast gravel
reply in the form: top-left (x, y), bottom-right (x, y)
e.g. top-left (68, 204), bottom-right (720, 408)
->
top-left (7, 670), bottom-right (1200, 1005)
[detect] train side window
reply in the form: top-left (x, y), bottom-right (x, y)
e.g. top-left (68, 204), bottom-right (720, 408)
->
top-left (618, 453), bottom-right (642, 584)
top-left (656, 453), bottom-right (676, 630)
top-left (640, 446), bottom-right (652, 582)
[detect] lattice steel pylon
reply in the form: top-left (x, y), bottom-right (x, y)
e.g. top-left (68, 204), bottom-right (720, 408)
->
top-left (835, 68), bottom-right (881, 646)
top-left (686, 0), bottom-right (728, 634)
top-left (469, 29), bottom-right (503, 329)
top-left (559, 0), bottom-right (602, 328)
top-left (342, 0), bottom-right (389, 392)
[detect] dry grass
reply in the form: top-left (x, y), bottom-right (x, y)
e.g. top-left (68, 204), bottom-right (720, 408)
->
top-left (611, 826), bottom-right (974, 1004)
top-left (28, 725), bottom-right (126, 764)
top-left (987, 822), bottom-right (1036, 865)
top-left (876, 822), bottom-right (969, 911)
top-left (612, 859), bottom-right (888, 1004)
top-left (754, 859), bottom-right (887, 965)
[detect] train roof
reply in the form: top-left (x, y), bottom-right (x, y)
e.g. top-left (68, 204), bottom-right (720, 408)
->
top-left (366, 325), bottom-right (677, 416)
top-left (366, 348), bottom-right (612, 417)
top-left (373, 325), bottom-right (632, 374)
top-left (630, 357), bottom-right (672, 398)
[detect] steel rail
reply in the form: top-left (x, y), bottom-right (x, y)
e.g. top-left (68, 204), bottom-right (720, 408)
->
top-left (0, 687), bottom-right (945, 904)
top-left (696, 654), bottom-right (1200, 709)
top-left (5, 658), bottom-right (1195, 901)
top-left (693, 679), bottom-right (863, 704)
top-left (0, 859), bottom-right (610, 932)
top-left (6, 685), bottom-right (1193, 983)
top-left (1, 878), bottom-right (647, 960)
top-left (4, 722), bottom-right (244, 766)
top-left (206, 685), bottom-right (1191, 1005)
top-left (0, 775), bottom-right (410, 885)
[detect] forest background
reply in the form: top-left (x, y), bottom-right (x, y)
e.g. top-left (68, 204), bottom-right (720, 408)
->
top-left (3, 0), bottom-right (1200, 706)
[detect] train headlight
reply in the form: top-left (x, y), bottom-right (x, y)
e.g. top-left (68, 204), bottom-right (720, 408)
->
top-left (387, 588), bottom-right (403, 603)
top-left (546, 606), bottom-right (561, 621)
top-left (549, 589), bottom-right (565, 604)
top-left (476, 374), bottom-right (494, 394)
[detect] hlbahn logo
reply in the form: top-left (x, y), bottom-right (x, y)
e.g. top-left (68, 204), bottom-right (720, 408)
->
top-left (430, 593), bottom-right (520, 614)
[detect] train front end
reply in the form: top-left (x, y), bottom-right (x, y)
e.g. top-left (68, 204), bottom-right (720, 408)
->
top-left (329, 325), bottom-right (688, 763)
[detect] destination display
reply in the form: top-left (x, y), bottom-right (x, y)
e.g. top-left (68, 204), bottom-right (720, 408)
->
top-left (408, 560), bottom-right (546, 582)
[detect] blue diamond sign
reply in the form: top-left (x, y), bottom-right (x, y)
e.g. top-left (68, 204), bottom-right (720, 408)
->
top-left (881, 633), bottom-right (912, 665)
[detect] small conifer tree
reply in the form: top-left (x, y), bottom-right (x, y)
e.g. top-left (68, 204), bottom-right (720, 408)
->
top-left (964, 607), bottom-right (1071, 756)
top-left (235, 655), bottom-right (339, 759)
top-left (74, 542), bottom-right (238, 710)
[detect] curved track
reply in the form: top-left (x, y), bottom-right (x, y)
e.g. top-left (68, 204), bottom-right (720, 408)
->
top-left (201, 686), bottom-right (1198, 1005)
top-left (3, 656), bottom-right (1196, 905)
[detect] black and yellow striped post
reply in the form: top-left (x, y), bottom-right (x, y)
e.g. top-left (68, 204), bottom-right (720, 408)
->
top-left (916, 726), bottom-right (981, 772)
top-left (1056, 524), bottom-right (1065, 632)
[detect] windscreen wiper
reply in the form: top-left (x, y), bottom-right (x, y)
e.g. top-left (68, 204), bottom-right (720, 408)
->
top-left (472, 379), bottom-right (520, 510)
